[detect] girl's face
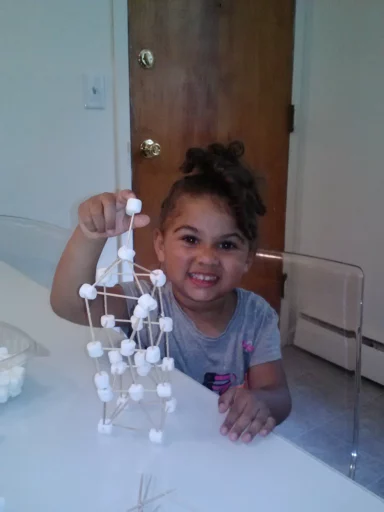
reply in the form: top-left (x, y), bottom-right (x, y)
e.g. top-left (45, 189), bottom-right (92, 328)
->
top-left (154, 194), bottom-right (253, 306)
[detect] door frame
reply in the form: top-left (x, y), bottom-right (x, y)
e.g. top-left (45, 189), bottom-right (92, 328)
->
top-left (110, 0), bottom-right (312, 254)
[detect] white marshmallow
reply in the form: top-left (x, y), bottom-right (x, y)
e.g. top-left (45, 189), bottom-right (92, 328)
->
top-left (96, 267), bottom-right (117, 287)
top-left (149, 428), bottom-right (163, 444)
top-left (94, 371), bottom-right (110, 390)
top-left (165, 397), bottom-right (177, 413)
top-left (161, 357), bottom-right (175, 372)
top-left (0, 386), bottom-right (9, 404)
top-left (133, 305), bottom-right (148, 319)
top-left (0, 371), bottom-right (10, 386)
top-left (101, 314), bottom-right (116, 328)
top-left (157, 382), bottom-right (172, 398)
top-left (98, 419), bottom-right (113, 434)
top-left (11, 366), bottom-right (25, 382)
top-left (150, 269), bottom-right (167, 288)
top-left (0, 347), bottom-right (8, 357)
top-left (120, 339), bottom-right (136, 356)
top-left (9, 384), bottom-right (22, 398)
top-left (126, 197), bottom-right (142, 215)
top-left (79, 283), bottom-right (97, 300)
top-left (118, 246), bottom-right (136, 262)
top-left (131, 315), bottom-right (144, 331)
top-left (108, 350), bottom-right (122, 364)
top-left (159, 317), bottom-right (173, 332)
top-left (134, 350), bottom-right (146, 367)
top-left (136, 362), bottom-right (151, 377)
top-left (97, 387), bottom-right (114, 402)
top-left (128, 383), bottom-right (144, 402)
top-left (146, 346), bottom-right (160, 364)
top-left (138, 294), bottom-right (158, 312)
top-left (87, 341), bottom-right (103, 358)
top-left (111, 361), bottom-right (127, 375)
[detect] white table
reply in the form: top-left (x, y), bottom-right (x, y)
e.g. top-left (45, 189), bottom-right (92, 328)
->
top-left (0, 261), bottom-right (383, 512)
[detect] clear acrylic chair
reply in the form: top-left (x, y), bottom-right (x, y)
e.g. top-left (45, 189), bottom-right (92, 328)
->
top-left (0, 215), bottom-right (71, 289)
top-left (250, 250), bottom-right (364, 479)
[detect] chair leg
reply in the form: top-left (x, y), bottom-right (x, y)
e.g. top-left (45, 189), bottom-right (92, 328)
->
top-left (349, 330), bottom-right (363, 480)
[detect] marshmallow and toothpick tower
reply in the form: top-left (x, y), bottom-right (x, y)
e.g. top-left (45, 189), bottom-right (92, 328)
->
top-left (78, 197), bottom-right (176, 444)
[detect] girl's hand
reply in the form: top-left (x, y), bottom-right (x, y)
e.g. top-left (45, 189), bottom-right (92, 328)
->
top-left (78, 190), bottom-right (150, 239)
top-left (218, 387), bottom-right (276, 443)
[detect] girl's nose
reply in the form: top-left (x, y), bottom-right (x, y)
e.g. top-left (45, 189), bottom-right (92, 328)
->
top-left (196, 246), bottom-right (219, 265)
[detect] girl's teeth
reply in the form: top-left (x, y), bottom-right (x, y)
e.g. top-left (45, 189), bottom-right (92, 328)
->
top-left (191, 273), bottom-right (217, 281)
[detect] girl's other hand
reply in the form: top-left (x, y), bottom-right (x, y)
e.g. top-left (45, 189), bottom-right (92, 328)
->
top-left (218, 387), bottom-right (276, 443)
top-left (78, 190), bottom-right (150, 239)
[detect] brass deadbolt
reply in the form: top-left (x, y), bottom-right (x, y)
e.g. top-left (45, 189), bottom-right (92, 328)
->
top-left (138, 49), bottom-right (155, 69)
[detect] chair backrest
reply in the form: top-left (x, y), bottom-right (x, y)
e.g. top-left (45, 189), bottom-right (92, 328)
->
top-left (0, 215), bottom-right (71, 289)
top-left (253, 249), bottom-right (364, 354)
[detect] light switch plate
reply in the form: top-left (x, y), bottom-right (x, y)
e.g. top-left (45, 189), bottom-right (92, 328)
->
top-left (83, 74), bottom-right (106, 110)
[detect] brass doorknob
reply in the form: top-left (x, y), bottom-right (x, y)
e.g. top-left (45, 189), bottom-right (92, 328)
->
top-left (138, 49), bottom-right (155, 69)
top-left (140, 139), bottom-right (161, 158)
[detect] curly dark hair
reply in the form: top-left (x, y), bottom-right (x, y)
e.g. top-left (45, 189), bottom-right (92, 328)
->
top-left (159, 141), bottom-right (266, 245)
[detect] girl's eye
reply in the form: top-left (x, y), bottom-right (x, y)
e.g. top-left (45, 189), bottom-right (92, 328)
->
top-left (219, 241), bottom-right (238, 251)
top-left (182, 235), bottom-right (199, 245)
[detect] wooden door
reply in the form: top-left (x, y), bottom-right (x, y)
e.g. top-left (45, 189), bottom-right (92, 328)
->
top-left (128, 0), bottom-right (294, 309)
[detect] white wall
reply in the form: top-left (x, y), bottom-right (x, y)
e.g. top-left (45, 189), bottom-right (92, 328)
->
top-left (287, 0), bottom-right (384, 342)
top-left (0, 0), bottom-right (131, 265)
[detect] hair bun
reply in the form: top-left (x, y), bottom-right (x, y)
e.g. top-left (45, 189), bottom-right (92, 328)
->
top-left (227, 140), bottom-right (244, 159)
top-left (182, 148), bottom-right (207, 174)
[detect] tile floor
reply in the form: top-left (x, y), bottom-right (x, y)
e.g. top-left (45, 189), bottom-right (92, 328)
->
top-left (276, 346), bottom-right (384, 498)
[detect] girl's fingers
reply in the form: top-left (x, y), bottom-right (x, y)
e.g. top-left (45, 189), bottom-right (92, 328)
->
top-left (102, 196), bottom-right (117, 233)
top-left (220, 392), bottom-right (246, 435)
top-left (259, 416), bottom-right (276, 437)
top-left (132, 213), bottom-right (150, 229)
top-left (116, 189), bottom-right (136, 211)
top-left (89, 200), bottom-right (105, 234)
top-left (242, 415), bottom-right (275, 443)
top-left (218, 387), bottom-right (237, 414)
top-left (80, 214), bottom-right (97, 234)
top-left (228, 410), bottom-right (255, 442)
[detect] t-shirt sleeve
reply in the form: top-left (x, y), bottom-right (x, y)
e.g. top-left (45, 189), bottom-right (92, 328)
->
top-left (249, 301), bottom-right (282, 367)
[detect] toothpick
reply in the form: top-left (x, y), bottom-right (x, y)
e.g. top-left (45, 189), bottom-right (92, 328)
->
top-left (138, 474), bottom-right (144, 507)
top-left (158, 288), bottom-right (165, 317)
top-left (137, 331), bottom-right (142, 350)
top-left (140, 489), bottom-right (176, 509)
top-left (126, 215), bottom-right (135, 246)
top-left (84, 299), bottom-right (95, 341)
top-left (106, 329), bottom-right (114, 349)
top-left (147, 315), bottom-right (154, 347)
top-left (97, 291), bottom-right (139, 301)
top-left (109, 398), bottom-right (130, 423)
top-left (132, 262), bottom-right (153, 274)
top-left (127, 355), bottom-right (136, 383)
top-left (166, 332), bottom-right (170, 358)
top-left (102, 402), bottom-right (107, 424)
top-left (160, 399), bottom-right (167, 430)
top-left (139, 402), bottom-right (157, 429)
top-left (133, 272), bottom-right (145, 295)
top-left (155, 330), bottom-right (163, 347)
top-left (112, 423), bottom-right (144, 431)
top-left (103, 286), bottom-right (108, 314)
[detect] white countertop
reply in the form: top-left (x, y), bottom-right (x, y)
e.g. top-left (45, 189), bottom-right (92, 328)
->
top-left (0, 261), bottom-right (383, 512)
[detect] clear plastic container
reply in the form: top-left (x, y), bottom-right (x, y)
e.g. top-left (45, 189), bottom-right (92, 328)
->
top-left (0, 321), bottom-right (36, 403)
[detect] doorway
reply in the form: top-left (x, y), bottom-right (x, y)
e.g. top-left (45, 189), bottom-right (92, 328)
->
top-left (128, 0), bottom-right (295, 308)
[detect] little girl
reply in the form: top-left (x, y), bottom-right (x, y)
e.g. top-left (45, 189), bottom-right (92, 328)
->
top-left (51, 141), bottom-right (291, 444)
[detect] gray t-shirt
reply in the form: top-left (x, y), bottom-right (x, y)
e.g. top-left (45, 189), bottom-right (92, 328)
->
top-left (120, 280), bottom-right (281, 395)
